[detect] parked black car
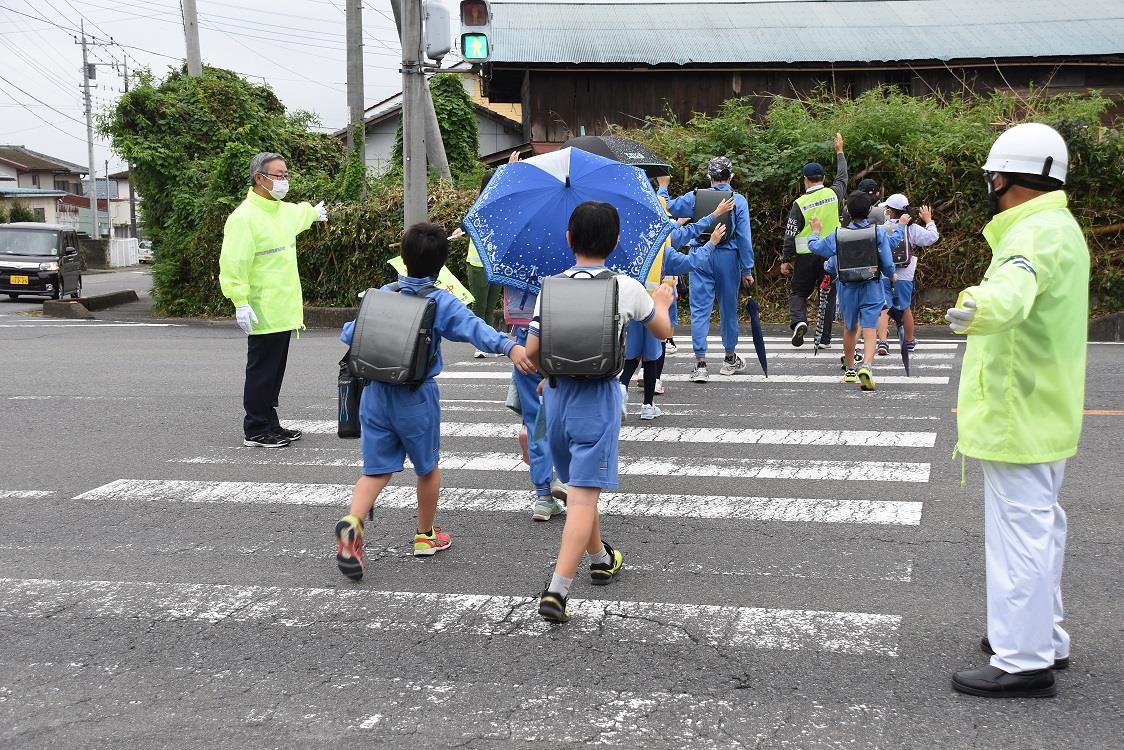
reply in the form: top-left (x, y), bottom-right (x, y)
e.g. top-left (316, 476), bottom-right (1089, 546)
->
top-left (0, 223), bottom-right (82, 300)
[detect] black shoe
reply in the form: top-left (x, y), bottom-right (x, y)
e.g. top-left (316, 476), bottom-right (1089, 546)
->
top-left (952, 664), bottom-right (1056, 698)
top-left (589, 541), bottom-right (624, 586)
top-left (274, 426), bottom-right (302, 441)
top-left (791, 321), bottom-right (807, 347)
top-left (981, 637), bottom-right (1069, 670)
top-left (538, 590), bottom-right (571, 623)
top-left (244, 433), bottom-right (290, 448)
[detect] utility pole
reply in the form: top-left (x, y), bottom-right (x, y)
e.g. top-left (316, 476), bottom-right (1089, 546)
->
top-left (79, 21), bottom-right (98, 239)
top-left (181, 0), bottom-right (203, 75)
top-left (121, 55), bottom-right (138, 238)
top-left (401, 0), bottom-right (427, 224)
top-left (390, 0), bottom-right (451, 179)
top-left (345, 0), bottom-right (365, 153)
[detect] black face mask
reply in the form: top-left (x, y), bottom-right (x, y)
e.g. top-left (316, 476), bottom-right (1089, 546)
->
top-left (986, 172), bottom-right (1012, 218)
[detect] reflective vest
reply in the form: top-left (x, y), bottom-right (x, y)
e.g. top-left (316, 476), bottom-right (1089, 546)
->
top-left (794, 186), bottom-right (840, 254)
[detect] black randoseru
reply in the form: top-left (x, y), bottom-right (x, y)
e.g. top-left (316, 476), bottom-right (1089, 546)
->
top-left (348, 283), bottom-right (441, 388)
top-left (835, 227), bottom-right (881, 283)
top-left (692, 188), bottom-right (736, 245)
top-left (539, 270), bottom-right (623, 381)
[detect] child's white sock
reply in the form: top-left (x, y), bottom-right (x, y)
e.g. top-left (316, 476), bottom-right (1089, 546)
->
top-left (588, 547), bottom-right (610, 567)
top-left (549, 573), bottom-right (573, 598)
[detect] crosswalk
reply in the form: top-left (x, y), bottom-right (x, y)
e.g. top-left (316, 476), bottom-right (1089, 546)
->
top-left (2, 333), bottom-right (960, 744)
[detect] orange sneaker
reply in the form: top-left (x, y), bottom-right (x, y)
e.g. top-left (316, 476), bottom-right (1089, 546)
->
top-left (413, 527), bottom-right (452, 556)
top-left (334, 514), bottom-right (365, 581)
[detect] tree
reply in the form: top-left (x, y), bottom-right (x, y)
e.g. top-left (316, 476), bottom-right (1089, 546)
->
top-left (7, 201), bottom-right (37, 223)
top-left (393, 72), bottom-right (483, 188)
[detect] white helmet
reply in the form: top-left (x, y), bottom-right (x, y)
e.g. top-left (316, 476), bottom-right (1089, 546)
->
top-left (982, 123), bottom-right (1068, 184)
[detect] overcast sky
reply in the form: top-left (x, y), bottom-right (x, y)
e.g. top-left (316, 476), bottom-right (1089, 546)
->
top-left (0, 0), bottom-right (465, 174)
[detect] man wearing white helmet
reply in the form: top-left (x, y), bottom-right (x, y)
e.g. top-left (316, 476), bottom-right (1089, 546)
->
top-left (946, 123), bottom-right (1089, 698)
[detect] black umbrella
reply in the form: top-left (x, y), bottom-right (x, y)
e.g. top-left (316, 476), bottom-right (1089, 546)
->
top-left (561, 135), bottom-right (673, 180)
top-left (743, 295), bottom-right (768, 377)
top-left (888, 295), bottom-right (910, 376)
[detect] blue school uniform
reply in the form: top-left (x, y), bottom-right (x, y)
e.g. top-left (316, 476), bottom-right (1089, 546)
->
top-left (808, 221), bottom-right (899, 331)
top-left (511, 323), bottom-right (554, 497)
top-left (624, 221), bottom-right (716, 361)
top-left (341, 274), bottom-right (514, 476)
top-left (658, 184), bottom-right (755, 358)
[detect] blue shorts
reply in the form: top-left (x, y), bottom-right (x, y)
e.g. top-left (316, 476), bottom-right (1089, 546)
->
top-left (359, 379), bottom-right (440, 476)
top-left (543, 377), bottom-right (621, 490)
top-left (624, 320), bottom-right (664, 361)
top-left (882, 277), bottom-right (914, 310)
top-left (838, 281), bottom-right (885, 330)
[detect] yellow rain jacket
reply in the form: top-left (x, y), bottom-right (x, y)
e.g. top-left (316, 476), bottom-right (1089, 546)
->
top-left (219, 189), bottom-right (319, 335)
top-left (955, 191), bottom-right (1089, 464)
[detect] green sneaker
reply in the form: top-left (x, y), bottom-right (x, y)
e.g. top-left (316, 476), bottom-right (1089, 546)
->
top-left (538, 590), bottom-right (571, 623)
top-left (532, 497), bottom-right (566, 522)
top-left (858, 366), bottom-right (876, 391)
top-left (843, 368), bottom-right (858, 383)
top-left (589, 541), bottom-right (624, 586)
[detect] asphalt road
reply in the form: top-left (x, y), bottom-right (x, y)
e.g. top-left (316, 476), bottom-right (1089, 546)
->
top-left (0, 314), bottom-right (1121, 749)
top-left (0, 266), bottom-right (153, 315)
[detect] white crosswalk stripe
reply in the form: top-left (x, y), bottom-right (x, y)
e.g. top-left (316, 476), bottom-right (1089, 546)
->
top-left (437, 370), bottom-right (950, 384)
top-left (0, 490), bottom-right (52, 499)
top-left (0, 577), bottom-right (902, 656)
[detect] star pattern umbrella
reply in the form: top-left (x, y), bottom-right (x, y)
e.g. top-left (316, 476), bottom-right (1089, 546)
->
top-left (813, 274), bottom-right (832, 356)
top-left (561, 135), bottom-right (673, 180)
top-left (462, 147), bottom-right (675, 293)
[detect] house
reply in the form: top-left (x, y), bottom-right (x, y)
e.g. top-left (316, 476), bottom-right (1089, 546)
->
top-left (478, 0), bottom-right (1124, 144)
top-left (347, 64), bottom-right (524, 174)
top-left (0, 186), bottom-right (68, 224)
top-left (0, 145), bottom-right (86, 196)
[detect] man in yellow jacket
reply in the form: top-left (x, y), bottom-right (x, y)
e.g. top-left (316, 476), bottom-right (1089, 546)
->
top-left (219, 152), bottom-right (326, 448)
top-left (946, 123), bottom-right (1089, 698)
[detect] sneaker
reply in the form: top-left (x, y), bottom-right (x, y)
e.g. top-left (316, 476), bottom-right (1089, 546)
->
top-left (334, 514), bottom-right (365, 581)
top-left (877, 340), bottom-right (890, 356)
top-left (653, 378), bottom-right (665, 395)
top-left (473, 349), bottom-right (487, 358)
top-left (843, 368), bottom-right (858, 383)
top-left (639, 404), bottom-right (662, 421)
top-left (665, 340), bottom-right (678, 355)
top-left (244, 433), bottom-right (290, 448)
top-left (550, 479), bottom-right (568, 503)
top-left (589, 541), bottom-right (624, 586)
top-left (689, 364), bottom-right (709, 383)
top-left (858, 366), bottom-right (876, 391)
top-left (274, 426), bottom-right (302, 442)
top-left (538, 589), bottom-right (571, 623)
top-left (819, 341), bottom-right (832, 349)
top-left (905, 338), bottom-right (918, 352)
top-left (633, 376), bottom-right (644, 389)
top-left (791, 321), bottom-right (808, 347)
top-left (618, 382), bottom-right (628, 417)
top-left (719, 355), bottom-right (746, 376)
top-left (532, 497), bottom-right (566, 522)
top-left (413, 528), bottom-right (452, 556)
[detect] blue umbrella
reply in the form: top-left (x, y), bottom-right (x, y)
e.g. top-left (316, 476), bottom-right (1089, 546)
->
top-left (743, 295), bottom-right (768, 377)
top-left (462, 147), bottom-right (675, 293)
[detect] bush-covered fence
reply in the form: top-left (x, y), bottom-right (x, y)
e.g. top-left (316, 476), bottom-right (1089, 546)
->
top-left (103, 67), bottom-right (1123, 319)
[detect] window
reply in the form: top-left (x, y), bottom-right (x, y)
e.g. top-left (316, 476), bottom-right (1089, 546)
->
top-left (33, 208), bottom-right (46, 221)
top-left (54, 180), bottom-right (69, 191)
top-left (31, 174), bottom-right (40, 187)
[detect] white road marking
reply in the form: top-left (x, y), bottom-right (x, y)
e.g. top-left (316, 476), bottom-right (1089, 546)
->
top-left (437, 371), bottom-right (950, 385)
top-left (703, 335), bottom-right (963, 345)
top-left (0, 490), bottom-right (52, 499)
top-left (281, 421), bottom-right (937, 448)
top-left (173, 451), bottom-right (932, 482)
top-left (74, 479), bottom-right (924, 525)
top-left (0, 322), bottom-right (183, 328)
top-left (0, 577), bottom-right (902, 656)
top-left (765, 351), bottom-right (955, 360)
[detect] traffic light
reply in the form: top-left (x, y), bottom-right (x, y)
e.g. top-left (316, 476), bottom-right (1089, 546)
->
top-left (423, 0), bottom-right (451, 62)
top-left (459, 0), bottom-right (490, 62)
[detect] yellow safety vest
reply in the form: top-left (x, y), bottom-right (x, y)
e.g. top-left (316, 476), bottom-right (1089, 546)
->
top-left (794, 186), bottom-right (840, 254)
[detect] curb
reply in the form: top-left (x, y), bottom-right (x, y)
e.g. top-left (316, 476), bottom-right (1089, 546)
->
top-left (304, 306), bottom-right (358, 329)
top-left (43, 289), bottom-right (139, 319)
top-left (1088, 312), bottom-right (1124, 342)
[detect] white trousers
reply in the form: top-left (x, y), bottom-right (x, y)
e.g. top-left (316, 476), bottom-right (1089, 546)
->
top-left (982, 459), bottom-right (1069, 673)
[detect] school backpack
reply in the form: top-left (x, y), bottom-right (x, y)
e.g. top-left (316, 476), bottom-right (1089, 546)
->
top-left (867, 204), bottom-right (886, 226)
top-left (834, 227), bottom-right (881, 284)
top-left (503, 285), bottom-right (538, 326)
top-left (691, 188), bottom-right (735, 245)
top-left (538, 269), bottom-right (624, 380)
top-left (889, 225), bottom-right (913, 268)
top-left (348, 282), bottom-right (441, 386)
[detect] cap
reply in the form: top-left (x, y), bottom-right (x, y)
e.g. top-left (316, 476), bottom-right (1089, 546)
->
top-left (884, 193), bottom-right (909, 211)
top-left (803, 162), bottom-right (825, 179)
top-left (707, 156), bottom-right (733, 179)
top-left (857, 178), bottom-right (880, 195)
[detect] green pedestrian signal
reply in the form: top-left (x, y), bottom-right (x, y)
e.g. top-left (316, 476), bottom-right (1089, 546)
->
top-left (462, 33), bottom-right (490, 61)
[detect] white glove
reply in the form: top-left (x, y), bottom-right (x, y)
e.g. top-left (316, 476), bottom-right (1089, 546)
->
top-left (945, 298), bottom-right (977, 332)
top-left (315, 200), bottom-right (328, 222)
top-left (235, 304), bottom-right (258, 334)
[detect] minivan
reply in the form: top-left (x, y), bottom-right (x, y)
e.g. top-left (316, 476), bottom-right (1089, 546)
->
top-left (0, 223), bottom-right (82, 300)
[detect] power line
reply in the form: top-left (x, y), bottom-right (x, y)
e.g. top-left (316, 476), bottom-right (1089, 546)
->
top-left (0, 72), bottom-right (88, 127)
top-left (0, 82), bottom-right (92, 144)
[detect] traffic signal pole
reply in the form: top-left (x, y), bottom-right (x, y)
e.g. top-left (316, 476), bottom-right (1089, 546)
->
top-left (345, 0), bottom-right (365, 154)
top-left (390, 0), bottom-right (450, 180)
top-left (401, 0), bottom-right (427, 225)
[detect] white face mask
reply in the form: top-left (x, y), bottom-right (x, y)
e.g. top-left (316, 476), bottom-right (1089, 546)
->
top-left (265, 178), bottom-right (289, 200)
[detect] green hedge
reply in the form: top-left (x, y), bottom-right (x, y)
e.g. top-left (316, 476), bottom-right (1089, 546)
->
top-left (626, 87), bottom-right (1124, 318)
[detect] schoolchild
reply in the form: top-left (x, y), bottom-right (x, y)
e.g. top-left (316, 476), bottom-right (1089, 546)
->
top-left (524, 201), bottom-right (674, 622)
top-left (875, 194), bottom-right (940, 354)
top-left (333, 223), bottom-right (535, 580)
top-left (808, 192), bottom-right (900, 391)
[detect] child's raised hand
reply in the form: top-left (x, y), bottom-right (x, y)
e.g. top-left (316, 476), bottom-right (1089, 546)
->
top-left (709, 221), bottom-right (727, 246)
top-left (509, 344), bottom-right (537, 375)
top-left (652, 282), bottom-right (675, 308)
top-left (809, 216), bottom-right (823, 234)
top-left (712, 197), bottom-right (735, 218)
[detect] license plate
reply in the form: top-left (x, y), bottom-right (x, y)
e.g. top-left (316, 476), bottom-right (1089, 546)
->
top-left (10, 275), bottom-right (28, 285)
